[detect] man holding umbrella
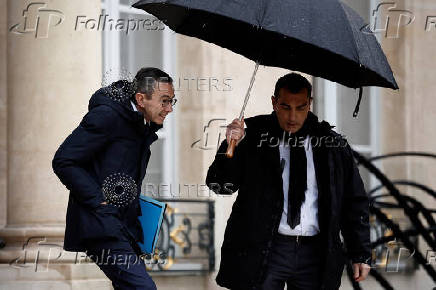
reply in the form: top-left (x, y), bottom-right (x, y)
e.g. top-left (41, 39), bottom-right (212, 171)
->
top-left (206, 73), bottom-right (371, 290)
top-left (53, 67), bottom-right (176, 290)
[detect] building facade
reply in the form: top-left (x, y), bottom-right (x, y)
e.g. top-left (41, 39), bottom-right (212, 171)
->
top-left (0, 0), bottom-right (435, 289)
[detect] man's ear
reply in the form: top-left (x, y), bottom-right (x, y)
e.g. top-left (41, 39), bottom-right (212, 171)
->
top-left (135, 93), bottom-right (142, 106)
top-left (135, 93), bottom-right (149, 107)
top-left (271, 95), bottom-right (277, 111)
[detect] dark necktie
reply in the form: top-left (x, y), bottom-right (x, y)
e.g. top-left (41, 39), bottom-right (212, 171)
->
top-left (286, 135), bottom-right (307, 229)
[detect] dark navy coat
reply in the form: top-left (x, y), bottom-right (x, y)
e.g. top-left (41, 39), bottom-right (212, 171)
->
top-left (206, 112), bottom-right (371, 290)
top-left (52, 81), bottom-right (161, 252)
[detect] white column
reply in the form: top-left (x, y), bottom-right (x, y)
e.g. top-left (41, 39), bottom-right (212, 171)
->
top-left (1, 1), bottom-right (106, 288)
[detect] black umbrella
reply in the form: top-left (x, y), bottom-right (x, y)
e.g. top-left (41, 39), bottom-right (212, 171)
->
top-left (133, 0), bottom-right (398, 156)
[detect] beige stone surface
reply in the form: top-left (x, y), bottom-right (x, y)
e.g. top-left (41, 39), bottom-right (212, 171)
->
top-left (6, 0), bottom-right (102, 226)
top-left (0, 264), bottom-right (220, 290)
top-left (0, 264), bottom-right (111, 290)
top-left (0, 0), bottom-right (7, 228)
top-left (379, 0), bottom-right (436, 224)
top-left (377, 1), bottom-right (436, 288)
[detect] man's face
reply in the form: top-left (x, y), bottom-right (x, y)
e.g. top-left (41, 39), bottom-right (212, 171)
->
top-left (135, 81), bottom-right (175, 125)
top-left (271, 88), bottom-right (312, 133)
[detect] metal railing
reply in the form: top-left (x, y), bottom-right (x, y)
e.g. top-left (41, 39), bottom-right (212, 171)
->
top-left (349, 151), bottom-right (436, 289)
top-left (146, 199), bottom-right (215, 274)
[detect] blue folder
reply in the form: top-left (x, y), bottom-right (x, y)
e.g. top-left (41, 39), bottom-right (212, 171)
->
top-left (137, 195), bottom-right (167, 254)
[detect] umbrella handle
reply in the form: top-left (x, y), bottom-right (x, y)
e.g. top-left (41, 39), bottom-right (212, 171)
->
top-left (225, 61), bottom-right (259, 159)
top-left (225, 139), bottom-right (237, 158)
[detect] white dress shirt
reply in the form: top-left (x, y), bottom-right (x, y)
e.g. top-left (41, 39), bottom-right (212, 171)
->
top-left (278, 136), bottom-right (320, 236)
top-left (131, 101), bottom-right (149, 125)
top-left (131, 101), bottom-right (138, 112)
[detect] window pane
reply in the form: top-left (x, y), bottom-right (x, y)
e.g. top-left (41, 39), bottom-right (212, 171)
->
top-left (357, 152), bottom-right (372, 192)
top-left (341, 0), bottom-right (370, 22)
top-left (142, 138), bottom-right (164, 196)
top-left (119, 11), bottom-right (163, 74)
top-left (120, 0), bottom-right (134, 6)
top-left (336, 85), bottom-right (370, 145)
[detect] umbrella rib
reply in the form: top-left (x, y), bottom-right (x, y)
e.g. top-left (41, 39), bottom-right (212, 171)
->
top-left (239, 61), bottom-right (260, 120)
top-left (338, 2), bottom-right (364, 88)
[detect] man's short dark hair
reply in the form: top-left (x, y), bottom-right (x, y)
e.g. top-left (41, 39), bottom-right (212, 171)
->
top-left (274, 73), bottom-right (312, 99)
top-left (132, 67), bottom-right (173, 103)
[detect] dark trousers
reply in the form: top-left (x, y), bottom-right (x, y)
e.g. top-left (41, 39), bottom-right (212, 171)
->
top-left (87, 247), bottom-right (157, 290)
top-left (260, 233), bottom-right (323, 290)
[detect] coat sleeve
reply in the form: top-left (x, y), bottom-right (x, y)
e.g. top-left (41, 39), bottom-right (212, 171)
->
top-left (206, 134), bottom-right (247, 195)
top-left (340, 144), bottom-right (372, 264)
top-left (52, 105), bottom-right (116, 209)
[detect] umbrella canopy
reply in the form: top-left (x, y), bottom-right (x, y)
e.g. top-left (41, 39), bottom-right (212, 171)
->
top-left (133, 0), bottom-right (398, 90)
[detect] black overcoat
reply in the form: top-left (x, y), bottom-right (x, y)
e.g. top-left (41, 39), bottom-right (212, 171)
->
top-left (52, 81), bottom-right (161, 252)
top-left (206, 112), bottom-right (371, 290)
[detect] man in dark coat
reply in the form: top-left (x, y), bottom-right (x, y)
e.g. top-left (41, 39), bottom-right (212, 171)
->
top-left (52, 67), bottom-right (176, 290)
top-left (206, 73), bottom-right (371, 290)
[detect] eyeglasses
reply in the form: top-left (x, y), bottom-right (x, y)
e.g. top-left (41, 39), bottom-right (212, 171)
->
top-left (161, 98), bottom-right (177, 108)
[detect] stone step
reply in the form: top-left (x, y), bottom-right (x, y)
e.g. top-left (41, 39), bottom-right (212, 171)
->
top-left (0, 263), bottom-right (107, 282)
top-left (0, 280), bottom-right (112, 290)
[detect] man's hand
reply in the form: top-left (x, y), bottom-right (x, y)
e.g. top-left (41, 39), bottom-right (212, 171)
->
top-left (353, 263), bottom-right (371, 282)
top-left (226, 118), bottom-right (245, 146)
top-left (100, 201), bottom-right (107, 205)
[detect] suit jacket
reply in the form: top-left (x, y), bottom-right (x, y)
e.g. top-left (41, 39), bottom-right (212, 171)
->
top-left (52, 81), bottom-right (161, 252)
top-left (206, 112), bottom-right (371, 290)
